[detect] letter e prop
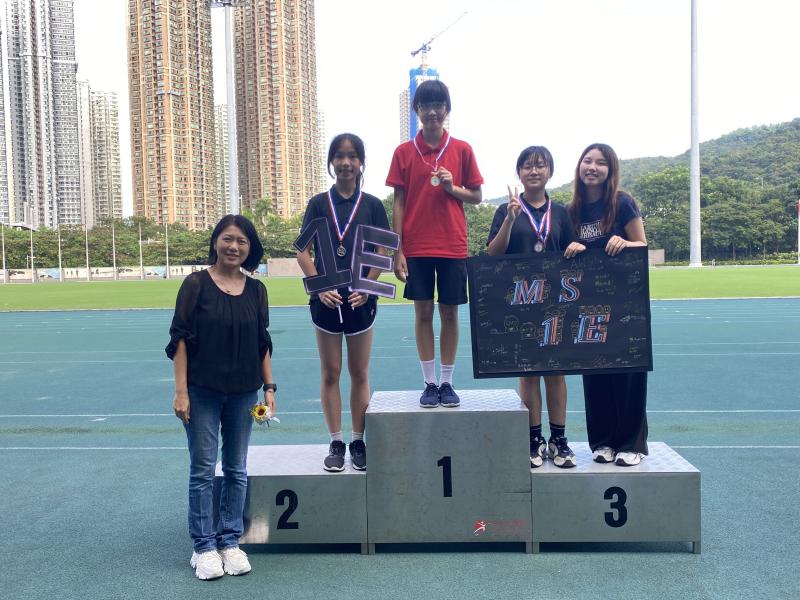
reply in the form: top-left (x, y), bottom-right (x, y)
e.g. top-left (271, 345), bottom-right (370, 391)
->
top-left (350, 225), bottom-right (400, 299)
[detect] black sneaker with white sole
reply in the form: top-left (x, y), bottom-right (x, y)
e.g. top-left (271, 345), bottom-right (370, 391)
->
top-left (349, 439), bottom-right (366, 471)
top-left (323, 440), bottom-right (346, 472)
top-left (530, 435), bottom-right (547, 468)
top-left (548, 436), bottom-right (577, 468)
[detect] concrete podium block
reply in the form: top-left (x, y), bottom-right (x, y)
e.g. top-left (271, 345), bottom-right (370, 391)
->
top-left (530, 442), bottom-right (701, 552)
top-left (365, 389), bottom-right (532, 546)
top-left (215, 444), bottom-right (367, 548)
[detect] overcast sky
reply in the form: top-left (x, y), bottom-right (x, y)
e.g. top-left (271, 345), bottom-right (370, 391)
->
top-left (73, 0), bottom-right (800, 215)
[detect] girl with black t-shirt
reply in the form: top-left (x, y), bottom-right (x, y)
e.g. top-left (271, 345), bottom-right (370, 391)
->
top-left (487, 146), bottom-right (584, 469)
top-left (566, 142), bottom-right (649, 467)
top-left (296, 133), bottom-right (390, 473)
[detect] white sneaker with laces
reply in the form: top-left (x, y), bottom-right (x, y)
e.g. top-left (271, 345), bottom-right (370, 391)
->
top-left (615, 451), bottom-right (644, 466)
top-left (190, 550), bottom-right (224, 580)
top-left (592, 446), bottom-right (616, 464)
top-left (219, 546), bottom-right (252, 575)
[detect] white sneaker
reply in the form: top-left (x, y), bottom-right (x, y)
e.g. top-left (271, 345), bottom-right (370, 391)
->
top-left (615, 451), bottom-right (644, 466)
top-left (219, 546), bottom-right (252, 576)
top-left (592, 446), bottom-right (616, 464)
top-left (190, 550), bottom-right (224, 580)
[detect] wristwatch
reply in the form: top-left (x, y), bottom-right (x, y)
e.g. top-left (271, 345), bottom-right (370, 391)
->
top-left (262, 383), bottom-right (277, 393)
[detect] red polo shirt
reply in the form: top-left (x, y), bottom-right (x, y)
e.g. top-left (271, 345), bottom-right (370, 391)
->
top-left (386, 130), bottom-right (483, 259)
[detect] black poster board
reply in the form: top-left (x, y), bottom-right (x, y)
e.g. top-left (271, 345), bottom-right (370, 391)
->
top-left (467, 247), bottom-right (653, 379)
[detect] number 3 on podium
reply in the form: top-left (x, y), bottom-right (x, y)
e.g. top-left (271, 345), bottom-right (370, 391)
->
top-left (604, 486), bottom-right (628, 527)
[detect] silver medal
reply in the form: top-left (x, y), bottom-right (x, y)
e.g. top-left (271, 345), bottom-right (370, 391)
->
top-left (430, 175), bottom-right (441, 187)
top-left (336, 244), bottom-right (347, 257)
top-left (534, 241), bottom-right (544, 253)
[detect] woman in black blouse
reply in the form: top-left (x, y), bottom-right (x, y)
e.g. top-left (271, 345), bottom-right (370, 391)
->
top-left (166, 215), bottom-right (275, 580)
top-left (487, 146), bottom-right (583, 469)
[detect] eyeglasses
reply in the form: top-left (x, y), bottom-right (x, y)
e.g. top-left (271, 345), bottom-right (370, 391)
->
top-left (520, 162), bottom-right (549, 172)
top-left (417, 102), bottom-right (447, 113)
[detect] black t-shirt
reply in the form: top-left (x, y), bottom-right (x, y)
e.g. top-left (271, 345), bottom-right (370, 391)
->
top-left (301, 186), bottom-right (390, 296)
top-left (486, 194), bottom-right (576, 254)
top-left (574, 192), bottom-right (641, 249)
top-left (165, 269), bottom-right (272, 394)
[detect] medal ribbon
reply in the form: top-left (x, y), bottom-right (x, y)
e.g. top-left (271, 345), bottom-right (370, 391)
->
top-left (412, 131), bottom-right (451, 173)
top-left (327, 186), bottom-right (364, 244)
top-left (519, 195), bottom-right (552, 247)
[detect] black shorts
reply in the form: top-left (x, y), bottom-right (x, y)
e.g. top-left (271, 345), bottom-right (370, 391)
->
top-left (404, 257), bottom-right (468, 305)
top-left (310, 293), bottom-right (377, 336)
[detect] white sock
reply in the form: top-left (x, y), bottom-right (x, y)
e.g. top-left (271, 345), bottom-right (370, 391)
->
top-left (440, 364), bottom-right (455, 386)
top-left (420, 359), bottom-right (437, 385)
top-left (351, 431), bottom-right (364, 442)
top-left (330, 431), bottom-right (343, 442)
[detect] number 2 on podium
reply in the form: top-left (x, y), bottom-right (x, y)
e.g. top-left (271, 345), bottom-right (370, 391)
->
top-left (437, 456), bottom-right (453, 497)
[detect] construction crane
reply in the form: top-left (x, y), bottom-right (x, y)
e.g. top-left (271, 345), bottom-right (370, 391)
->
top-left (410, 11), bottom-right (467, 67)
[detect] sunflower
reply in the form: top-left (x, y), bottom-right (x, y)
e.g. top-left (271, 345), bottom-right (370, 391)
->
top-left (251, 402), bottom-right (269, 424)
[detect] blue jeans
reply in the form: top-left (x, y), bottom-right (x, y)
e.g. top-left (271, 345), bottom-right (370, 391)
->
top-left (184, 384), bottom-right (257, 552)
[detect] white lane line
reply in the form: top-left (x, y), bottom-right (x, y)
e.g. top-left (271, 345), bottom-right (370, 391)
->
top-left (2, 445), bottom-right (798, 451)
top-left (0, 447), bottom-right (185, 450)
top-left (674, 446), bottom-right (800, 449)
top-left (1, 409), bottom-right (799, 418)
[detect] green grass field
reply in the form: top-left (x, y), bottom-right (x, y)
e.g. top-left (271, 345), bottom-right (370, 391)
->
top-left (0, 265), bottom-right (798, 311)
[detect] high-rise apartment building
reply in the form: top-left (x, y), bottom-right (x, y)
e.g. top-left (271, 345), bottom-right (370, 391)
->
top-left (127, 0), bottom-right (217, 229)
top-left (234, 0), bottom-right (323, 218)
top-left (76, 80), bottom-right (95, 227)
top-left (0, 14), bottom-right (10, 225)
top-left (5, 0), bottom-right (81, 228)
top-left (214, 104), bottom-right (230, 218)
top-left (90, 91), bottom-right (122, 223)
top-left (78, 82), bottom-right (123, 228)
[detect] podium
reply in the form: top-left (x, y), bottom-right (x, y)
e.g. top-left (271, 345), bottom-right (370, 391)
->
top-left (215, 445), bottom-right (368, 551)
top-left (216, 390), bottom-right (701, 554)
top-left (365, 390), bottom-right (532, 550)
top-left (530, 442), bottom-right (701, 553)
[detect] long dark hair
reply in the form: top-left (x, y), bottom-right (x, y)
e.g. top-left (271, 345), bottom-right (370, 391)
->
top-left (208, 214), bottom-right (264, 271)
top-left (569, 143), bottom-right (622, 235)
top-left (327, 133), bottom-right (366, 188)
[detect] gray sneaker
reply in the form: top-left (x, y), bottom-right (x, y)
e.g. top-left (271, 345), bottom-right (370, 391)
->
top-left (323, 440), bottom-right (346, 471)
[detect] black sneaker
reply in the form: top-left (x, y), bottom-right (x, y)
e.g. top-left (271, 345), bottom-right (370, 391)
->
top-left (323, 440), bottom-right (346, 472)
top-left (419, 382), bottom-right (440, 408)
top-left (349, 439), bottom-right (366, 471)
top-left (548, 436), bottom-right (577, 468)
top-left (530, 435), bottom-right (547, 468)
top-left (438, 383), bottom-right (460, 408)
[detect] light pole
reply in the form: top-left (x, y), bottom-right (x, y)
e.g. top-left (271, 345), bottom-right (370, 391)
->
top-left (85, 225), bottom-right (91, 281)
top-left (210, 0), bottom-right (246, 215)
top-left (57, 226), bottom-right (63, 282)
top-left (29, 227), bottom-right (35, 283)
top-left (165, 221), bottom-right (170, 279)
top-left (1, 223), bottom-right (7, 284)
top-left (689, 0), bottom-right (702, 267)
top-left (112, 220), bottom-right (118, 281)
top-left (138, 223), bottom-right (144, 280)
